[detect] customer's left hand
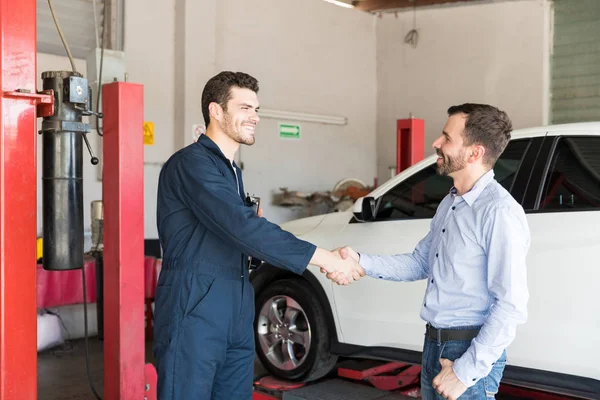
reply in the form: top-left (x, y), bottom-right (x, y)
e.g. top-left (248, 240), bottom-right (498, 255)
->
top-left (432, 359), bottom-right (468, 400)
top-left (258, 207), bottom-right (263, 218)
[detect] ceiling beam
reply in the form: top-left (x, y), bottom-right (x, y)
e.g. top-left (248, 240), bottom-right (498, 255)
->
top-left (352, 0), bottom-right (479, 12)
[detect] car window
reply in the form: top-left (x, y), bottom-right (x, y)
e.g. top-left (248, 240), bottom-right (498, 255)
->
top-left (539, 136), bottom-right (600, 211)
top-left (374, 139), bottom-right (531, 220)
top-left (494, 139), bottom-right (531, 192)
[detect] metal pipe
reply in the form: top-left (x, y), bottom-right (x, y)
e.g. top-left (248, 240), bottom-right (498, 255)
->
top-left (91, 200), bottom-right (104, 339)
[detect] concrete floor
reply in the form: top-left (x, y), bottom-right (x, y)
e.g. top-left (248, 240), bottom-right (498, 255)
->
top-left (37, 338), bottom-right (268, 400)
top-left (38, 338), bottom-right (523, 400)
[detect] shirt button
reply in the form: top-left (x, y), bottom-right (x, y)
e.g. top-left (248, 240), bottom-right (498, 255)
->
top-left (378, 275), bottom-right (383, 279)
top-left (424, 303), bottom-right (427, 307)
top-left (431, 279), bottom-right (434, 283)
top-left (452, 206), bottom-right (456, 210)
top-left (442, 229), bottom-right (446, 233)
top-left (472, 378), bottom-right (477, 382)
top-left (436, 253), bottom-right (438, 257)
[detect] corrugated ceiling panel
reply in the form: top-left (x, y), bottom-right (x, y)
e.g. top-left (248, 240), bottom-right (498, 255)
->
top-left (37, 0), bottom-right (104, 59)
top-left (551, 0), bottom-right (600, 123)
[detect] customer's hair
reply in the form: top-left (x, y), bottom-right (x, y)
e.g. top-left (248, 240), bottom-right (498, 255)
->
top-left (447, 103), bottom-right (513, 166)
top-left (201, 71), bottom-right (259, 127)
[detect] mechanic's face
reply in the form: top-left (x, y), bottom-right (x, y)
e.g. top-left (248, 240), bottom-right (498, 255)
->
top-left (432, 113), bottom-right (468, 177)
top-left (220, 87), bottom-right (260, 146)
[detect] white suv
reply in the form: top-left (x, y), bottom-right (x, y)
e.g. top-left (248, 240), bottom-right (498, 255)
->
top-left (251, 122), bottom-right (600, 398)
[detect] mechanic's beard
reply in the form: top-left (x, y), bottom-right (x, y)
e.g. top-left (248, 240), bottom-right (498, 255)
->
top-left (220, 112), bottom-right (255, 146)
top-left (436, 148), bottom-right (467, 176)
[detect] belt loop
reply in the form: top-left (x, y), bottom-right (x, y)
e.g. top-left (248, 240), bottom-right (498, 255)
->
top-left (436, 327), bottom-right (442, 346)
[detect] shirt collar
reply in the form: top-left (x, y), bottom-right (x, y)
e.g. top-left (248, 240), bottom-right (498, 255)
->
top-left (451, 169), bottom-right (495, 206)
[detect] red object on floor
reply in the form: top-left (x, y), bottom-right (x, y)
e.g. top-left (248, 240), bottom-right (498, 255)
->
top-left (144, 363), bottom-right (158, 400)
top-left (367, 364), bottom-right (420, 392)
top-left (338, 361), bottom-right (407, 380)
top-left (36, 256), bottom-right (162, 309)
top-left (252, 392), bottom-right (279, 400)
top-left (338, 360), bottom-right (421, 392)
top-left (252, 376), bottom-right (306, 400)
top-left (256, 376), bottom-right (306, 391)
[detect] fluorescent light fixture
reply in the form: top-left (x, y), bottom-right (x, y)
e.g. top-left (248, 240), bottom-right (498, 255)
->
top-left (322, 0), bottom-right (354, 9)
top-left (259, 108), bottom-right (347, 126)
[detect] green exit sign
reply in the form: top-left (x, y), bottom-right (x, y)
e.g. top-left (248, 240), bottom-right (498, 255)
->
top-left (279, 123), bottom-right (300, 139)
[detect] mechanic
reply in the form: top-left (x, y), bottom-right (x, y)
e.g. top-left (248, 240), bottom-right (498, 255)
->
top-left (154, 71), bottom-right (361, 400)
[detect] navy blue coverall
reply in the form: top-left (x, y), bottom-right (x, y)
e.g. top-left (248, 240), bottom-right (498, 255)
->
top-left (154, 134), bottom-right (317, 400)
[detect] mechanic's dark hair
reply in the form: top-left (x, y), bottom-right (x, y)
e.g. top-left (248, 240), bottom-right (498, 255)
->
top-left (447, 103), bottom-right (512, 167)
top-left (201, 71), bottom-right (259, 128)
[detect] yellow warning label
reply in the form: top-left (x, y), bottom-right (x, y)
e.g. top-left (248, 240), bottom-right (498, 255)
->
top-left (143, 121), bottom-right (154, 145)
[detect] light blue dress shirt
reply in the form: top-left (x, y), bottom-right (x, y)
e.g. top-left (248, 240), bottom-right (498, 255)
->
top-left (360, 169), bottom-right (530, 387)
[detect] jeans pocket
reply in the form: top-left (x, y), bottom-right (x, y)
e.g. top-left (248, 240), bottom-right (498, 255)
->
top-left (439, 340), bottom-right (470, 362)
top-left (483, 360), bottom-right (506, 398)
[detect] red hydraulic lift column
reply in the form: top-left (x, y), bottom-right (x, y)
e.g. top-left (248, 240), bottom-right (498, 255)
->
top-left (0, 1), bottom-right (53, 399)
top-left (102, 82), bottom-right (146, 400)
top-left (396, 117), bottom-right (425, 174)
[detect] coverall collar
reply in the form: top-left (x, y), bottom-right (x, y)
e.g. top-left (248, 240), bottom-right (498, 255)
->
top-left (197, 134), bottom-right (241, 170)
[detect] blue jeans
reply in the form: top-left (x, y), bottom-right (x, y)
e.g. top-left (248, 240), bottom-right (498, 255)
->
top-left (420, 327), bottom-right (507, 399)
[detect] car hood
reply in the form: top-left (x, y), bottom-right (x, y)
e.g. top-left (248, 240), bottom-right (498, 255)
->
top-left (279, 214), bottom-right (329, 237)
top-left (279, 211), bottom-right (354, 238)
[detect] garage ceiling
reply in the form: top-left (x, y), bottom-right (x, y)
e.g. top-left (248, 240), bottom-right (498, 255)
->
top-left (338, 0), bottom-right (484, 12)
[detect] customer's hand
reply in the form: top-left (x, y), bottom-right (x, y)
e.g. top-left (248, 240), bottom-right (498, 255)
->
top-left (311, 248), bottom-right (363, 285)
top-left (320, 247), bottom-right (365, 284)
top-left (432, 359), bottom-right (467, 400)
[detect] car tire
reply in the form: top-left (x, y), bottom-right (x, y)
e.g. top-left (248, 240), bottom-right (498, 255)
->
top-left (254, 278), bottom-right (338, 382)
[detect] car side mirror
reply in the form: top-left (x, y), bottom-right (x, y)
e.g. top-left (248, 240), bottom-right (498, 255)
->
top-left (353, 196), bottom-right (379, 222)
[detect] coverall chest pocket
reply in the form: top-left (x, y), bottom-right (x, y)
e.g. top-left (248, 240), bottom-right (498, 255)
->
top-left (181, 274), bottom-right (217, 321)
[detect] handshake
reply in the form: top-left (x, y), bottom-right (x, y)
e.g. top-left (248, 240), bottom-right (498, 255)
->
top-left (316, 246), bottom-right (365, 286)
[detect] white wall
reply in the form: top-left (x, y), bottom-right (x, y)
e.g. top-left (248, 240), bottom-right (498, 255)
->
top-left (375, 0), bottom-right (550, 183)
top-left (125, 0), bottom-right (176, 238)
top-left (173, 0), bottom-right (377, 223)
top-left (213, 0), bottom-right (377, 223)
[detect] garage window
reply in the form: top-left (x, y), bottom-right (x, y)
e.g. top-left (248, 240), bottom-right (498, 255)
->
top-left (550, 0), bottom-right (600, 123)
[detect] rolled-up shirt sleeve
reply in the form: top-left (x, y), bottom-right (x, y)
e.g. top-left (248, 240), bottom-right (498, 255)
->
top-left (453, 205), bottom-right (530, 387)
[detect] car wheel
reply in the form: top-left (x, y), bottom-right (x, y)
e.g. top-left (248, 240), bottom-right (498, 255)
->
top-left (254, 278), bottom-right (338, 381)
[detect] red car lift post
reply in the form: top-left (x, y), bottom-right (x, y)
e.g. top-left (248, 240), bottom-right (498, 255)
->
top-left (0, 0), bottom-right (53, 398)
top-left (396, 117), bottom-right (425, 174)
top-left (103, 82), bottom-right (153, 399)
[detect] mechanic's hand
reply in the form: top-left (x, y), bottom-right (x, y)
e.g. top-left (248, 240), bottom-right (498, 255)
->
top-left (432, 359), bottom-right (468, 400)
top-left (320, 247), bottom-right (365, 284)
top-left (257, 207), bottom-right (263, 218)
